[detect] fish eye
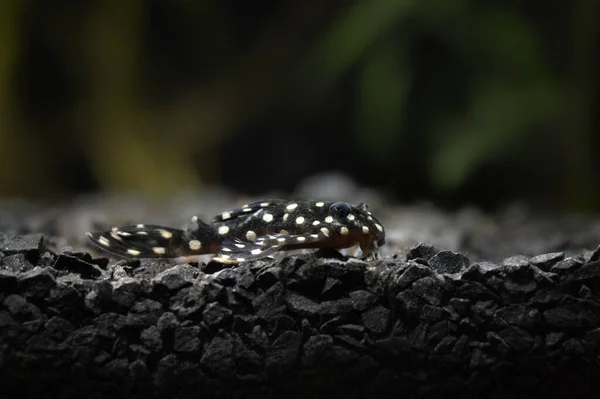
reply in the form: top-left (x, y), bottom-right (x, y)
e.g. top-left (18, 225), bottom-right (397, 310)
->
top-left (329, 202), bottom-right (351, 217)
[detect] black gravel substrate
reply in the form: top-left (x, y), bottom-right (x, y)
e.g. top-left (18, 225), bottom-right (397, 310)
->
top-left (1, 233), bottom-right (600, 399)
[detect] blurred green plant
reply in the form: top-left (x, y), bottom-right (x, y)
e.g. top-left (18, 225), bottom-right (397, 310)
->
top-left (295, 0), bottom-right (598, 210)
top-left (0, 0), bottom-right (597, 210)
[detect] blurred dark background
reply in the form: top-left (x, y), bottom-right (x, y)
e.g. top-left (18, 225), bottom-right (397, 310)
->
top-left (0, 0), bottom-right (598, 212)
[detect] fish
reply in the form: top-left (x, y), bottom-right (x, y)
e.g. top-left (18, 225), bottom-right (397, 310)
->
top-left (86, 199), bottom-right (386, 264)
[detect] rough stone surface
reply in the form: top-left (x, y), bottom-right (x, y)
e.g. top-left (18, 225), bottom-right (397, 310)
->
top-left (53, 252), bottom-right (105, 278)
top-left (1, 233), bottom-right (45, 263)
top-left (407, 243), bottom-right (438, 262)
top-left (428, 250), bottom-right (471, 273)
top-left (0, 230), bottom-right (599, 399)
top-left (530, 252), bottom-right (564, 271)
top-left (17, 267), bottom-right (56, 299)
top-left (1, 254), bottom-right (35, 273)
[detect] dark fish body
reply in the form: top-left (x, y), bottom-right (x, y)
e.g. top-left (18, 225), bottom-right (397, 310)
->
top-left (86, 199), bottom-right (386, 263)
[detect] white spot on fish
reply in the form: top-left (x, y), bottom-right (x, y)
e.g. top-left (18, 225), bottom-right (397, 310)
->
top-left (221, 212), bottom-right (232, 220)
top-left (283, 213), bottom-right (289, 221)
top-left (375, 223), bottom-right (383, 232)
top-left (110, 232), bottom-right (122, 240)
top-left (99, 236), bottom-right (110, 246)
top-left (325, 216), bottom-right (334, 223)
top-left (235, 243), bottom-right (245, 248)
top-left (160, 230), bottom-right (173, 239)
top-left (138, 231), bottom-right (148, 235)
top-left (362, 226), bottom-right (370, 234)
top-left (340, 226), bottom-right (349, 235)
top-left (260, 202), bottom-right (270, 207)
top-left (277, 237), bottom-right (286, 243)
top-left (243, 208), bottom-right (253, 212)
top-left (218, 226), bottom-right (230, 235)
top-left (263, 213), bottom-right (274, 222)
top-left (246, 230), bottom-right (257, 241)
top-left (296, 236), bottom-right (306, 242)
top-left (312, 220), bottom-right (321, 226)
top-left (236, 258), bottom-right (245, 262)
top-left (347, 214), bottom-right (355, 221)
top-left (189, 240), bottom-right (202, 250)
top-left (251, 249), bottom-right (262, 255)
top-left (127, 249), bottom-right (141, 256)
top-left (320, 227), bottom-right (330, 237)
top-left (136, 224), bottom-right (144, 228)
top-left (315, 202), bottom-right (325, 207)
top-left (286, 203), bottom-right (298, 211)
top-left (295, 216), bottom-right (305, 225)
top-left (153, 247), bottom-right (166, 254)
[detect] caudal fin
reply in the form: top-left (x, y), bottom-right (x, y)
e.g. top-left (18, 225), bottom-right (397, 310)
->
top-left (86, 224), bottom-right (186, 259)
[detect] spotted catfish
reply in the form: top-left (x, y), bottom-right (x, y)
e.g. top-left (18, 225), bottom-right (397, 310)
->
top-left (86, 199), bottom-right (386, 264)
